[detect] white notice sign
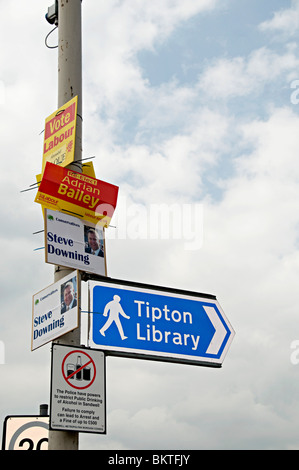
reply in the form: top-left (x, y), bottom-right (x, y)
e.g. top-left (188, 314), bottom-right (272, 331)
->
top-left (45, 209), bottom-right (106, 276)
top-left (50, 344), bottom-right (106, 434)
top-left (32, 271), bottom-right (80, 351)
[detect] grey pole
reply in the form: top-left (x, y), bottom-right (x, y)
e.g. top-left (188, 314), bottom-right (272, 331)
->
top-left (48, 0), bottom-right (82, 451)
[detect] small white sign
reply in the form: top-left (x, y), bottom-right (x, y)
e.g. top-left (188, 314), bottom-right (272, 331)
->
top-left (50, 344), bottom-right (106, 434)
top-left (32, 271), bottom-right (80, 351)
top-left (2, 416), bottom-right (49, 450)
top-left (45, 209), bottom-right (106, 276)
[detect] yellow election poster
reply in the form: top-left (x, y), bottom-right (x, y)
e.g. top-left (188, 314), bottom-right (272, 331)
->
top-left (42, 96), bottom-right (78, 172)
top-left (82, 161), bottom-right (96, 178)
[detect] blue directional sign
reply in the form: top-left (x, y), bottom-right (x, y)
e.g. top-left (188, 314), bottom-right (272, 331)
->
top-left (88, 279), bottom-right (235, 367)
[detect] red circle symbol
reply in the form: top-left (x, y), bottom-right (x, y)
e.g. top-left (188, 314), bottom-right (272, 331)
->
top-left (61, 350), bottom-right (96, 390)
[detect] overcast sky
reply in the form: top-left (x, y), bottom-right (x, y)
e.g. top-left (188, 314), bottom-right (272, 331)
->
top-left (1, 0), bottom-right (299, 450)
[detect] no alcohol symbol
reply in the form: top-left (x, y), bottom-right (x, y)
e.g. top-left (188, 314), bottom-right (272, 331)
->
top-left (61, 350), bottom-right (96, 390)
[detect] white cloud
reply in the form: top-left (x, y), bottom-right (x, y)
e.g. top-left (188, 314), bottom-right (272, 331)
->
top-left (259, 0), bottom-right (299, 36)
top-left (197, 45), bottom-right (299, 99)
top-left (83, 0), bottom-right (219, 110)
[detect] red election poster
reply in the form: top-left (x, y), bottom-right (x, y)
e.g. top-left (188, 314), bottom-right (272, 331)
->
top-left (35, 162), bottom-right (119, 227)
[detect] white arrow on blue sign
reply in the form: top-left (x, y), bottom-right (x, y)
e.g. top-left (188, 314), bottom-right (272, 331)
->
top-left (88, 278), bottom-right (235, 367)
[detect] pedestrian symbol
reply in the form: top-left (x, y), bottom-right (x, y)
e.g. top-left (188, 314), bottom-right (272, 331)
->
top-left (100, 295), bottom-right (130, 340)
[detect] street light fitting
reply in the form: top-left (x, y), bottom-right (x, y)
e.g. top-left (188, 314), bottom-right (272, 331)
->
top-left (45, 1), bottom-right (58, 26)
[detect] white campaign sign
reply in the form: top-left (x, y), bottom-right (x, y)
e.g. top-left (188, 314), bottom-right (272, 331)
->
top-left (50, 344), bottom-right (106, 434)
top-left (44, 209), bottom-right (106, 276)
top-left (32, 271), bottom-right (79, 351)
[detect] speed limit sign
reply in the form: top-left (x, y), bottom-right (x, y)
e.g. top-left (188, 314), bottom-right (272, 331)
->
top-left (2, 416), bottom-right (49, 450)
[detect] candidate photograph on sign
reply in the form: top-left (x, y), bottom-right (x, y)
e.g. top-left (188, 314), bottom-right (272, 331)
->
top-left (61, 277), bottom-right (77, 314)
top-left (84, 225), bottom-right (104, 258)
